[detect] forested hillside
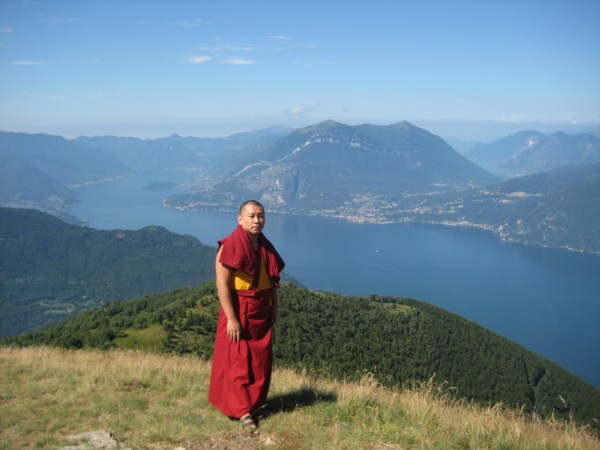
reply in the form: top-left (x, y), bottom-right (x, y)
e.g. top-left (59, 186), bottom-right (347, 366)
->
top-left (0, 207), bottom-right (215, 338)
top-left (6, 281), bottom-right (599, 433)
top-left (379, 163), bottom-right (600, 253)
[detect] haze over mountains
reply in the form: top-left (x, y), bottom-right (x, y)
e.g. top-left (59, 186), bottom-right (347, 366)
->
top-left (1, 120), bottom-right (599, 253)
top-left (75, 125), bottom-right (289, 172)
top-left (466, 129), bottom-right (600, 176)
top-left (0, 131), bottom-right (131, 223)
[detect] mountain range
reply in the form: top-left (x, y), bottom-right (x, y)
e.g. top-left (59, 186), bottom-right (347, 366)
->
top-left (75, 126), bottom-right (290, 173)
top-left (2, 121), bottom-right (599, 252)
top-left (166, 120), bottom-right (499, 213)
top-left (465, 129), bottom-right (600, 176)
top-left (0, 131), bottom-right (131, 222)
top-left (0, 131), bottom-right (131, 186)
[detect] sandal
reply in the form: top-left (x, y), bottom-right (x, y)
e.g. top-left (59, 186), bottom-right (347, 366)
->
top-left (240, 414), bottom-right (257, 432)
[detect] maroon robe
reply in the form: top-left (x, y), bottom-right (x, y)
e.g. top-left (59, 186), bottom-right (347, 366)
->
top-left (208, 225), bottom-right (285, 418)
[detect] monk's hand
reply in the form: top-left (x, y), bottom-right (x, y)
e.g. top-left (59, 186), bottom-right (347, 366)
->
top-left (227, 319), bottom-right (242, 342)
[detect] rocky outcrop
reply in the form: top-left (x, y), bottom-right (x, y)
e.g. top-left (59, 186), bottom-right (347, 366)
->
top-left (61, 430), bottom-right (124, 450)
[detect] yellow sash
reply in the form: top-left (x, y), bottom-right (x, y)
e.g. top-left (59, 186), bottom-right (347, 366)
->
top-left (231, 254), bottom-right (272, 291)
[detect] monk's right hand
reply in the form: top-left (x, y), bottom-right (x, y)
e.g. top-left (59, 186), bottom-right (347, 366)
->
top-left (227, 319), bottom-right (242, 342)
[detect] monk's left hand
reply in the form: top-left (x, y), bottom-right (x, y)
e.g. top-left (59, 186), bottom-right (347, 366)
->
top-left (227, 318), bottom-right (242, 342)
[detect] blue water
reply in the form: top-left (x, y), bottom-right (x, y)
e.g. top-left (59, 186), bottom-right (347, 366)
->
top-left (71, 171), bottom-right (600, 389)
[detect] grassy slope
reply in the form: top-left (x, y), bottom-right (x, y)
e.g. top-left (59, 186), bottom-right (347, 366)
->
top-left (1, 346), bottom-right (598, 450)
top-left (6, 281), bottom-right (600, 435)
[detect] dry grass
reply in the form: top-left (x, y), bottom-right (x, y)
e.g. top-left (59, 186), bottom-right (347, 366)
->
top-left (1, 346), bottom-right (598, 449)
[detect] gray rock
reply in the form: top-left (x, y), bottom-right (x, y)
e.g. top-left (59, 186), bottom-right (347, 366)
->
top-left (61, 430), bottom-right (120, 449)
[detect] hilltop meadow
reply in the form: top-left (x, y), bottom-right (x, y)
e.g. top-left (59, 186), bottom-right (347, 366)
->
top-left (3, 282), bottom-right (600, 449)
top-left (1, 346), bottom-right (599, 450)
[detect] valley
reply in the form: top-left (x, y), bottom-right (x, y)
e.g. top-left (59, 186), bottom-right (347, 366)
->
top-left (2, 122), bottom-right (600, 388)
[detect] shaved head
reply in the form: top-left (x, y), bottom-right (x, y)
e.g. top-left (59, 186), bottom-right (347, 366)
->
top-left (239, 200), bottom-right (264, 213)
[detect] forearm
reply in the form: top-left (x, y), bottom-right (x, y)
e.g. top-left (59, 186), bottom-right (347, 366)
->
top-left (216, 280), bottom-right (237, 321)
top-left (215, 246), bottom-right (242, 341)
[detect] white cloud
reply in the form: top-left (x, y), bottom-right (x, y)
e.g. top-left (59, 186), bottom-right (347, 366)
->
top-left (285, 106), bottom-right (308, 117)
top-left (221, 57), bottom-right (256, 65)
top-left (197, 40), bottom-right (255, 52)
top-left (7, 60), bottom-right (45, 66)
top-left (217, 43), bottom-right (255, 52)
top-left (0, 26), bottom-right (13, 33)
top-left (186, 53), bottom-right (256, 65)
top-left (266, 35), bottom-right (292, 41)
top-left (186, 55), bottom-right (212, 64)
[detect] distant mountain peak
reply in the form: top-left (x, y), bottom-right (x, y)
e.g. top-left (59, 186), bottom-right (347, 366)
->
top-left (389, 120), bottom-right (413, 129)
top-left (295, 119), bottom-right (343, 133)
top-left (314, 119), bottom-right (340, 128)
top-left (294, 120), bottom-right (425, 138)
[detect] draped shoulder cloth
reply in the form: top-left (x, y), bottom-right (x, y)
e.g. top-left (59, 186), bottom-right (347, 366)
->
top-left (218, 225), bottom-right (285, 285)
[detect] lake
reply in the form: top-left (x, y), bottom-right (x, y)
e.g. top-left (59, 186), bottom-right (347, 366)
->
top-left (71, 171), bottom-right (600, 389)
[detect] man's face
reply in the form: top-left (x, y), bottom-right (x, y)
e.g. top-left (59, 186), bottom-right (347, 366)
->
top-left (238, 204), bottom-right (265, 237)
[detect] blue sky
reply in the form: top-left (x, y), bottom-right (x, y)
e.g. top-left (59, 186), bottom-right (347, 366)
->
top-left (1, 0), bottom-right (599, 141)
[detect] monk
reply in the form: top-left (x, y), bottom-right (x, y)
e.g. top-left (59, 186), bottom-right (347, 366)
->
top-left (208, 200), bottom-right (285, 432)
